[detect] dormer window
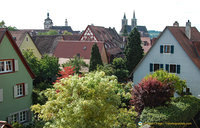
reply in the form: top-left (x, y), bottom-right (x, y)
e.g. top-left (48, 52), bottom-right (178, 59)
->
top-left (160, 45), bottom-right (174, 54)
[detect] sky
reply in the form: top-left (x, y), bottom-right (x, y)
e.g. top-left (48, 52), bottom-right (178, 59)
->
top-left (1, 0), bottom-right (200, 33)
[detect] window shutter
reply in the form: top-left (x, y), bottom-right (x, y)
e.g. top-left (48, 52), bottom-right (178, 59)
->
top-left (15, 60), bottom-right (19, 71)
top-left (171, 45), bottom-right (174, 54)
top-left (177, 65), bottom-right (181, 74)
top-left (7, 116), bottom-right (11, 124)
top-left (25, 83), bottom-right (28, 96)
top-left (165, 64), bottom-right (169, 72)
top-left (0, 89), bottom-right (3, 102)
top-left (160, 45), bottom-right (163, 53)
top-left (160, 64), bottom-right (163, 69)
top-left (27, 110), bottom-right (32, 122)
top-left (14, 85), bottom-right (18, 98)
top-left (150, 63), bottom-right (153, 72)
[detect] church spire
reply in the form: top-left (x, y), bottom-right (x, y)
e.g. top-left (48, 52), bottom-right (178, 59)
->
top-left (131, 10), bottom-right (137, 29)
top-left (122, 13), bottom-right (128, 28)
top-left (123, 13), bottom-right (126, 19)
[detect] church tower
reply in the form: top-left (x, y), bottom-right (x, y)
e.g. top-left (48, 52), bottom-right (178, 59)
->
top-left (44, 12), bottom-right (53, 29)
top-left (131, 10), bottom-right (137, 29)
top-left (122, 13), bottom-right (128, 28)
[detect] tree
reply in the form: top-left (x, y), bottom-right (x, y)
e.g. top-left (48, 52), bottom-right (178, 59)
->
top-left (38, 30), bottom-right (58, 35)
top-left (112, 58), bottom-right (129, 82)
top-left (0, 20), bottom-right (18, 31)
top-left (31, 71), bottom-right (121, 128)
top-left (124, 27), bottom-right (143, 73)
top-left (63, 30), bottom-right (72, 35)
top-left (62, 56), bottom-right (88, 74)
top-left (89, 43), bottom-right (103, 71)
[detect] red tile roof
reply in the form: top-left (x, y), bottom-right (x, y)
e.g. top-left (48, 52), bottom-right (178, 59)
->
top-left (168, 26), bottom-right (200, 69)
top-left (62, 34), bottom-right (81, 41)
top-left (54, 41), bottom-right (105, 59)
top-left (0, 28), bottom-right (35, 79)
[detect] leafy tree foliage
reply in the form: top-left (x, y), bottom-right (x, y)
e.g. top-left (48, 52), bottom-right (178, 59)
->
top-left (112, 58), bottom-right (129, 82)
top-left (124, 27), bottom-right (143, 73)
top-left (89, 43), bottom-right (103, 71)
top-left (38, 30), bottom-right (58, 35)
top-left (63, 30), bottom-right (72, 35)
top-left (131, 77), bottom-right (174, 115)
top-left (0, 20), bottom-right (18, 31)
top-left (31, 71), bottom-right (121, 128)
top-left (97, 64), bottom-right (114, 76)
top-left (62, 56), bottom-right (88, 74)
top-left (145, 70), bottom-right (187, 96)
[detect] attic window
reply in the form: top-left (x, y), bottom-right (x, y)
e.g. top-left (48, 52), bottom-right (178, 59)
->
top-left (83, 46), bottom-right (87, 50)
top-left (26, 37), bottom-right (28, 42)
top-left (77, 53), bottom-right (80, 58)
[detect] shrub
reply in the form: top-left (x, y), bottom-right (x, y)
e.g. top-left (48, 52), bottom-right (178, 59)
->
top-left (130, 77), bottom-right (174, 114)
top-left (140, 95), bottom-right (200, 128)
top-left (145, 70), bottom-right (187, 96)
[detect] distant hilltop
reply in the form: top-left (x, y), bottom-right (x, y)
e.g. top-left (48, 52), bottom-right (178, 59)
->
top-left (148, 30), bottom-right (161, 39)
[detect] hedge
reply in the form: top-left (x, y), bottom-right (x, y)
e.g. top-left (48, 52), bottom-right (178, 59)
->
top-left (140, 95), bottom-right (200, 128)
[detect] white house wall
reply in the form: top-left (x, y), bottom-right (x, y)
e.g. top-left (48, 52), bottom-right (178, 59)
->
top-left (133, 28), bottom-right (200, 98)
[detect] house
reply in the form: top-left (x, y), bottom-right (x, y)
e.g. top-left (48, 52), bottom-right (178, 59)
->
top-left (132, 20), bottom-right (200, 98)
top-left (0, 28), bottom-right (35, 123)
top-left (32, 35), bottom-right (63, 56)
top-left (80, 25), bottom-right (124, 63)
top-left (120, 11), bottom-right (152, 53)
top-left (54, 41), bottom-right (108, 70)
top-left (10, 30), bottom-right (42, 58)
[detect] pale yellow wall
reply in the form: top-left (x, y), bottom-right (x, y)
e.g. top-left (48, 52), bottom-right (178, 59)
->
top-left (101, 46), bottom-right (108, 64)
top-left (20, 34), bottom-right (42, 59)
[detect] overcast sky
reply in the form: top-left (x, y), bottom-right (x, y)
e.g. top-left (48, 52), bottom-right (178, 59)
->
top-left (1, 0), bottom-right (200, 33)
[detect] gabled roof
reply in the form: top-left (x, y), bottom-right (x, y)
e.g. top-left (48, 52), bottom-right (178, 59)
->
top-left (32, 35), bottom-right (63, 55)
top-left (168, 26), bottom-right (200, 69)
top-left (0, 28), bottom-right (35, 79)
top-left (131, 26), bottom-right (200, 75)
top-left (54, 41), bottom-right (105, 59)
top-left (80, 25), bottom-right (123, 56)
top-left (10, 30), bottom-right (27, 47)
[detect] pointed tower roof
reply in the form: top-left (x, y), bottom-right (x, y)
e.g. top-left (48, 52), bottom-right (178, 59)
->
top-left (133, 10), bottom-right (136, 19)
top-left (123, 13), bottom-right (126, 19)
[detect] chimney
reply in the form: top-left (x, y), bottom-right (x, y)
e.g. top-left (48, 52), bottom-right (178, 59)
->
top-left (185, 20), bottom-right (191, 39)
top-left (173, 21), bottom-right (179, 27)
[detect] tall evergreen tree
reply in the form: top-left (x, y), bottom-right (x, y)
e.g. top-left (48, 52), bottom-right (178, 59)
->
top-left (125, 27), bottom-right (144, 73)
top-left (89, 43), bottom-right (103, 71)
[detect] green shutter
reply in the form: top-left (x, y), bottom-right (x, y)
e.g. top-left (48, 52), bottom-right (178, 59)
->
top-left (177, 65), bottom-right (180, 74)
top-left (150, 63), bottom-right (153, 72)
top-left (165, 64), bottom-right (169, 72)
top-left (160, 45), bottom-right (163, 53)
top-left (160, 64), bottom-right (163, 69)
top-left (171, 45), bottom-right (174, 54)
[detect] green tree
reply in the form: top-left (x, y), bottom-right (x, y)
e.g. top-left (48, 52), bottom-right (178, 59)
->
top-left (97, 64), bottom-right (114, 76)
top-left (31, 71), bottom-right (121, 128)
top-left (63, 30), bottom-right (72, 35)
top-left (89, 43), bottom-right (103, 71)
top-left (38, 30), bottom-right (58, 35)
top-left (62, 56), bottom-right (88, 74)
top-left (112, 58), bottom-right (129, 82)
top-left (125, 27), bottom-right (143, 73)
top-left (0, 20), bottom-right (18, 31)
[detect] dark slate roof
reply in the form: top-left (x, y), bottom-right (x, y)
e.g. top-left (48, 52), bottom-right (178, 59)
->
top-left (62, 34), bottom-right (81, 41)
top-left (54, 41), bottom-right (105, 59)
top-left (32, 35), bottom-right (63, 55)
top-left (120, 25), bottom-right (149, 37)
top-left (50, 26), bottom-right (73, 33)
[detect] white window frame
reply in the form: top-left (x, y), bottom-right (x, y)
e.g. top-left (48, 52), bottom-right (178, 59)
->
top-left (9, 109), bottom-right (29, 123)
top-left (0, 60), bottom-right (13, 73)
top-left (14, 83), bottom-right (28, 98)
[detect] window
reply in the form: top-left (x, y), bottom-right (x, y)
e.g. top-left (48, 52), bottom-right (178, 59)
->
top-left (26, 37), bottom-right (28, 42)
top-left (14, 83), bottom-right (28, 98)
top-left (9, 110), bottom-right (30, 123)
top-left (0, 60), bottom-right (13, 73)
top-left (160, 45), bottom-right (174, 54)
top-left (150, 63), bottom-right (163, 72)
top-left (165, 64), bottom-right (180, 74)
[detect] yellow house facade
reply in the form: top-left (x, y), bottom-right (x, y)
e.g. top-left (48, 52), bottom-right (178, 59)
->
top-left (10, 31), bottom-right (42, 59)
